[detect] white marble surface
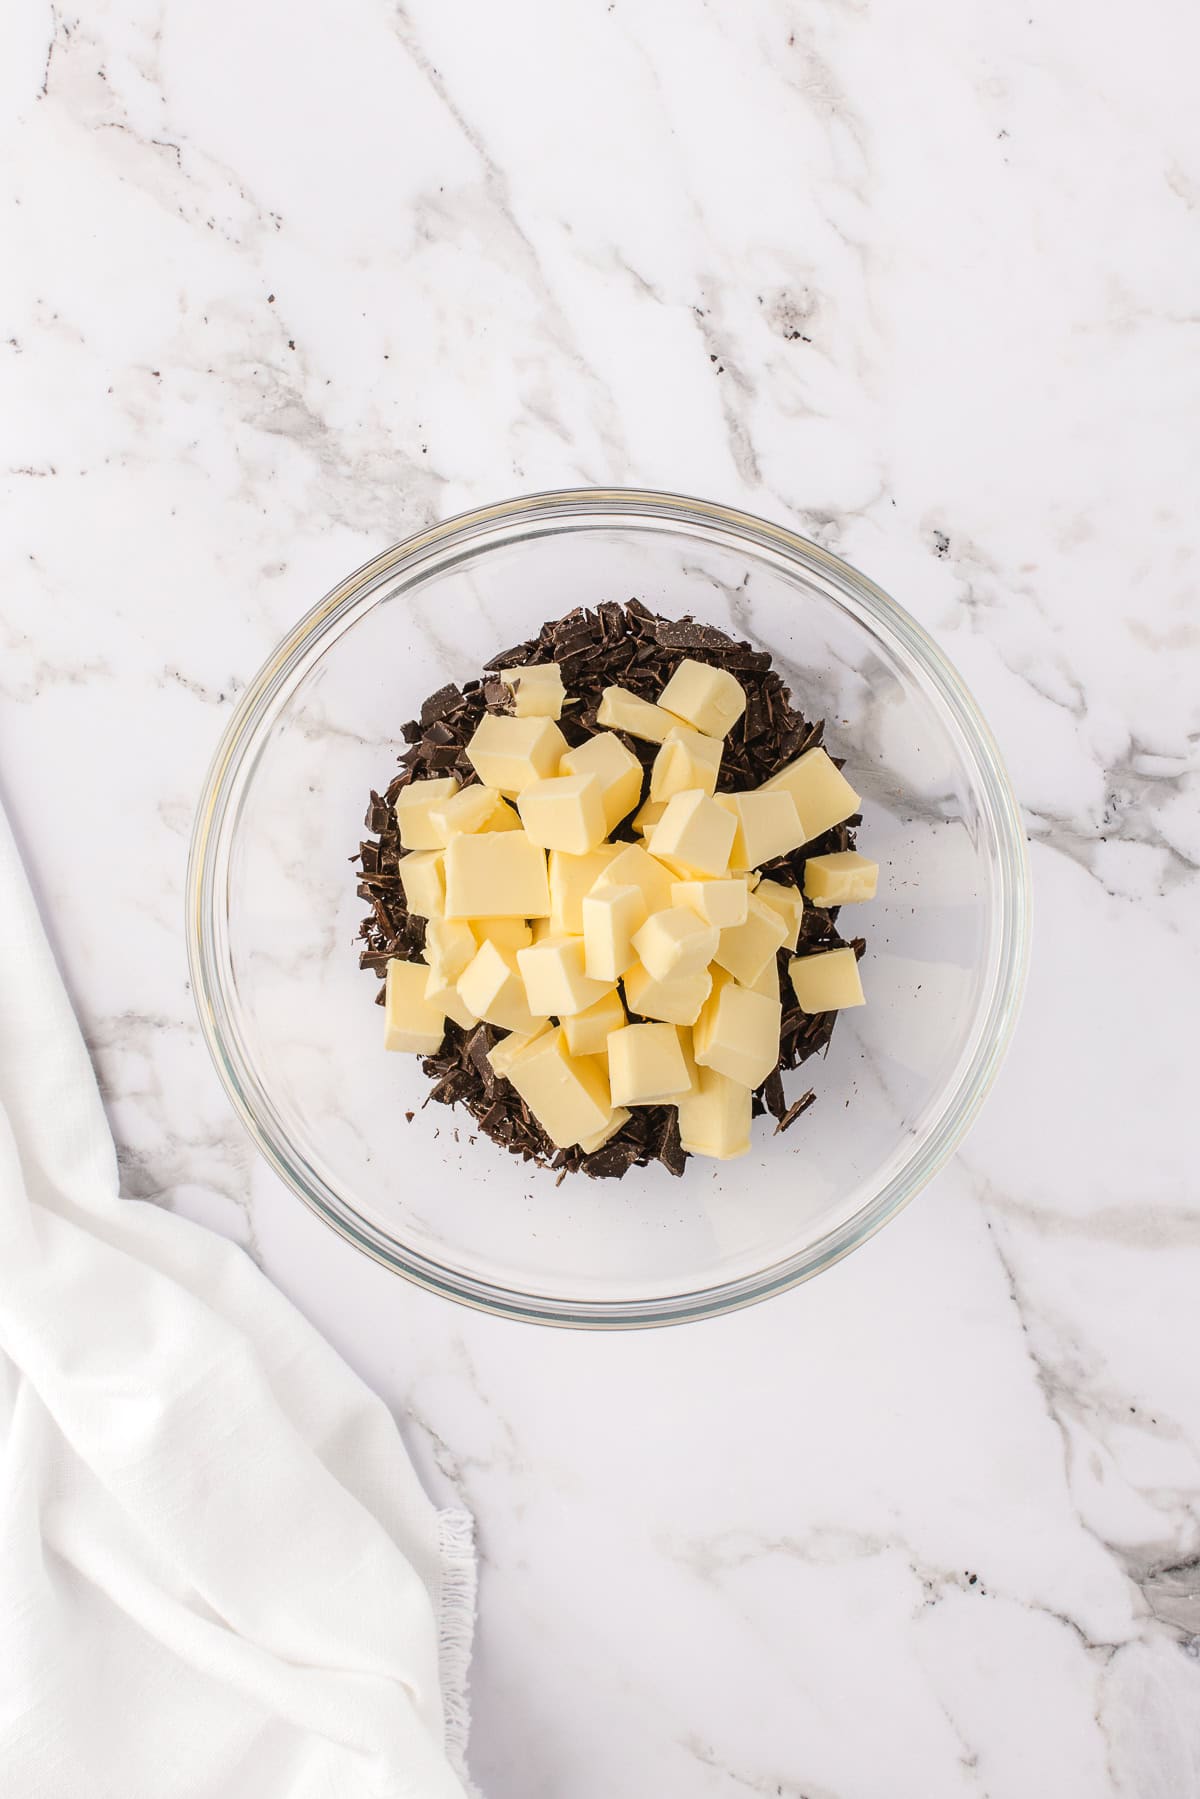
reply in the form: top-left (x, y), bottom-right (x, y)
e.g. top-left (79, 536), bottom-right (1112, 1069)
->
top-left (4, 0), bottom-right (1200, 1791)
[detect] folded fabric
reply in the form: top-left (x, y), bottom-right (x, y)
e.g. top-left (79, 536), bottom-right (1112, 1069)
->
top-left (0, 798), bottom-right (476, 1799)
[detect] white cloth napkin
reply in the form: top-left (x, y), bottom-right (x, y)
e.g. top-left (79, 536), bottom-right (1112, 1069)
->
top-left (0, 800), bottom-right (476, 1799)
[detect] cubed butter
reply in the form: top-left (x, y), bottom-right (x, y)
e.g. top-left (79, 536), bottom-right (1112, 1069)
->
top-left (649, 726), bottom-right (723, 802)
top-left (577, 1106), bottom-right (632, 1154)
top-left (633, 798), bottom-right (668, 837)
top-left (443, 831), bottom-right (550, 920)
top-left (582, 883), bottom-right (648, 982)
top-left (693, 970), bottom-right (782, 1090)
top-left (423, 967), bottom-right (479, 1031)
top-left (803, 851), bottom-right (879, 905)
top-left (517, 773), bottom-right (607, 854)
top-left (623, 961), bottom-right (712, 1027)
top-left (716, 790), bottom-right (806, 871)
top-left (422, 917), bottom-right (477, 983)
top-left (713, 891), bottom-right (789, 986)
top-left (762, 746), bottom-right (859, 841)
top-left (499, 662), bottom-right (565, 719)
top-left (398, 849), bottom-right (446, 919)
top-left (754, 877), bottom-right (804, 950)
top-left (429, 783), bottom-right (512, 840)
top-left (671, 877), bottom-right (749, 929)
top-left (659, 658), bottom-right (747, 738)
top-left (596, 685), bottom-right (677, 743)
top-left (648, 790), bottom-right (737, 878)
top-left (632, 906), bottom-right (719, 982)
top-left (561, 987), bottom-right (626, 1058)
top-left (458, 940), bottom-right (541, 1034)
top-left (383, 958), bottom-right (446, 1054)
top-left (502, 1026), bottom-right (613, 1149)
top-left (677, 1064), bottom-right (752, 1160)
top-left (471, 917), bottom-right (533, 952)
top-left (788, 947), bottom-right (865, 1013)
top-left (559, 732), bottom-right (643, 832)
top-left (517, 937), bottom-right (614, 1019)
top-left (607, 1022), bottom-right (694, 1107)
top-left (548, 844), bottom-right (620, 934)
top-left (394, 776), bottom-right (459, 850)
top-left (603, 843), bottom-right (676, 916)
top-left (487, 1023), bottom-right (551, 1079)
top-left (466, 714), bottom-right (568, 796)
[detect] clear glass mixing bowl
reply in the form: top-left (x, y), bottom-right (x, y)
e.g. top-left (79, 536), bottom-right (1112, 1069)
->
top-left (187, 490), bottom-right (1029, 1327)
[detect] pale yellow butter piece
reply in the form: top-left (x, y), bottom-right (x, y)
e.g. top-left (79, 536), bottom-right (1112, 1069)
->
top-left (693, 969), bottom-right (782, 1089)
top-left (559, 732), bottom-right (643, 832)
top-left (429, 783), bottom-right (511, 840)
top-left (603, 843), bottom-right (676, 916)
top-left (561, 987), bottom-right (626, 1058)
top-left (677, 1064), bottom-right (752, 1160)
top-left (383, 959), bottom-right (446, 1054)
top-left (754, 878), bottom-right (805, 950)
top-left (499, 662), bottom-right (565, 719)
top-left (502, 1026), bottom-right (613, 1149)
top-left (458, 939), bottom-right (541, 1034)
top-left (623, 960), bottom-right (712, 1027)
top-left (466, 714), bottom-right (568, 796)
top-left (649, 726), bottom-right (723, 803)
top-left (789, 947), bottom-right (865, 1013)
top-left (443, 831), bottom-right (550, 919)
top-left (471, 917), bottom-right (533, 952)
top-left (713, 890), bottom-right (789, 986)
top-left (659, 658), bottom-right (748, 739)
top-left (632, 798), bottom-right (668, 837)
top-left (803, 851), bottom-right (879, 906)
top-left (398, 849), bottom-right (446, 919)
top-left (607, 1022), bottom-right (694, 1107)
top-left (422, 917), bottom-right (477, 983)
top-left (516, 937), bottom-right (615, 1019)
top-left (394, 776), bottom-right (460, 850)
top-left (577, 1106), bottom-right (632, 1154)
top-left (548, 844), bottom-right (621, 934)
top-left (671, 877), bottom-right (749, 929)
top-left (487, 1023), bottom-right (552, 1079)
top-left (762, 746), bottom-right (859, 841)
top-left (517, 772), bottom-right (607, 855)
top-left (716, 790), bottom-right (806, 871)
top-left (648, 790), bottom-right (737, 878)
top-left (632, 906), bottom-right (719, 982)
top-left (582, 883), bottom-right (648, 982)
top-left (596, 685), bottom-right (677, 744)
top-left (423, 967), bottom-right (479, 1031)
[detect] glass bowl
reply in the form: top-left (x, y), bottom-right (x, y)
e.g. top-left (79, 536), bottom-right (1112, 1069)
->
top-left (187, 489), bottom-right (1029, 1328)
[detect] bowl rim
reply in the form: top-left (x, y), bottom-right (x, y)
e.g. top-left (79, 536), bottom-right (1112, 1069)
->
top-left (187, 486), bottom-right (1031, 1328)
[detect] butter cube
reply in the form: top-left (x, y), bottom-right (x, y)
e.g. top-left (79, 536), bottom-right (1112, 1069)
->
top-left (577, 1107), bottom-right (632, 1154)
top-left (561, 987), bottom-right (626, 1058)
top-left (607, 1022), bottom-right (694, 1107)
top-left (649, 726), bottom-right (723, 802)
top-left (443, 831), bottom-right (550, 919)
top-left (804, 851), bottom-right (879, 906)
top-left (693, 970), bottom-right (782, 1089)
top-left (423, 967), bottom-right (479, 1031)
top-left (789, 947), bottom-right (865, 1013)
top-left (472, 917), bottom-right (533, 952)
top-left (604, 843), bottom-right (676, 916)
top-left (648, 790), bottom-right (737, 878)
top-left (624, 961), bottom-right (712, 1027)
top-left (502, 1026), bottom-right (613, 1149)
top-left (659, 658), bottom-right (748, 738)
top-left (671, 878), bottom-right (749, 929)
top-left (754, 878), bottom-right (805, 950)
top-left (632, 907), bottom-right (719, 981)
top-left (716, 790), bottom-right (806, 871)
top-left (713, 891), bottom-right (789, 986)
top-left (517, 773), bottom-right (607, 855)
top-left (487, 1023), bottom-right (552, 1079)
top-left (394, 776), bottom-right (459, 850)
top-left (458, 940), bottom-right (541, 1034)
top-left (429, 783), bottom-right (512, 840)
top-left (499, 662), bottom-right (565, 719)
top-left (677, 1064), bottom-right (752, 1160)
top-left (559, 732), bottom-right (643, 832)
top-left (596, 685), bottom-right (677, 743)
top-left (632, 798), bottom-right (668, 837)
top-left (398, 849), bottom-right (446, 919)
top-left (383, 959), bottom-right (446, 1054)
top-left (582, 883), bottom-right (648, 982)
top-left (548, 844), bottom-right (620, 933)
top-left (517, 937), bottom-right (614, 1019)
top-left (762, 746), bottom-right (859, 841)
top-left (466, 714), bottom-right (568, 796)
top-left (422, 917), bottom-right (477, 982)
